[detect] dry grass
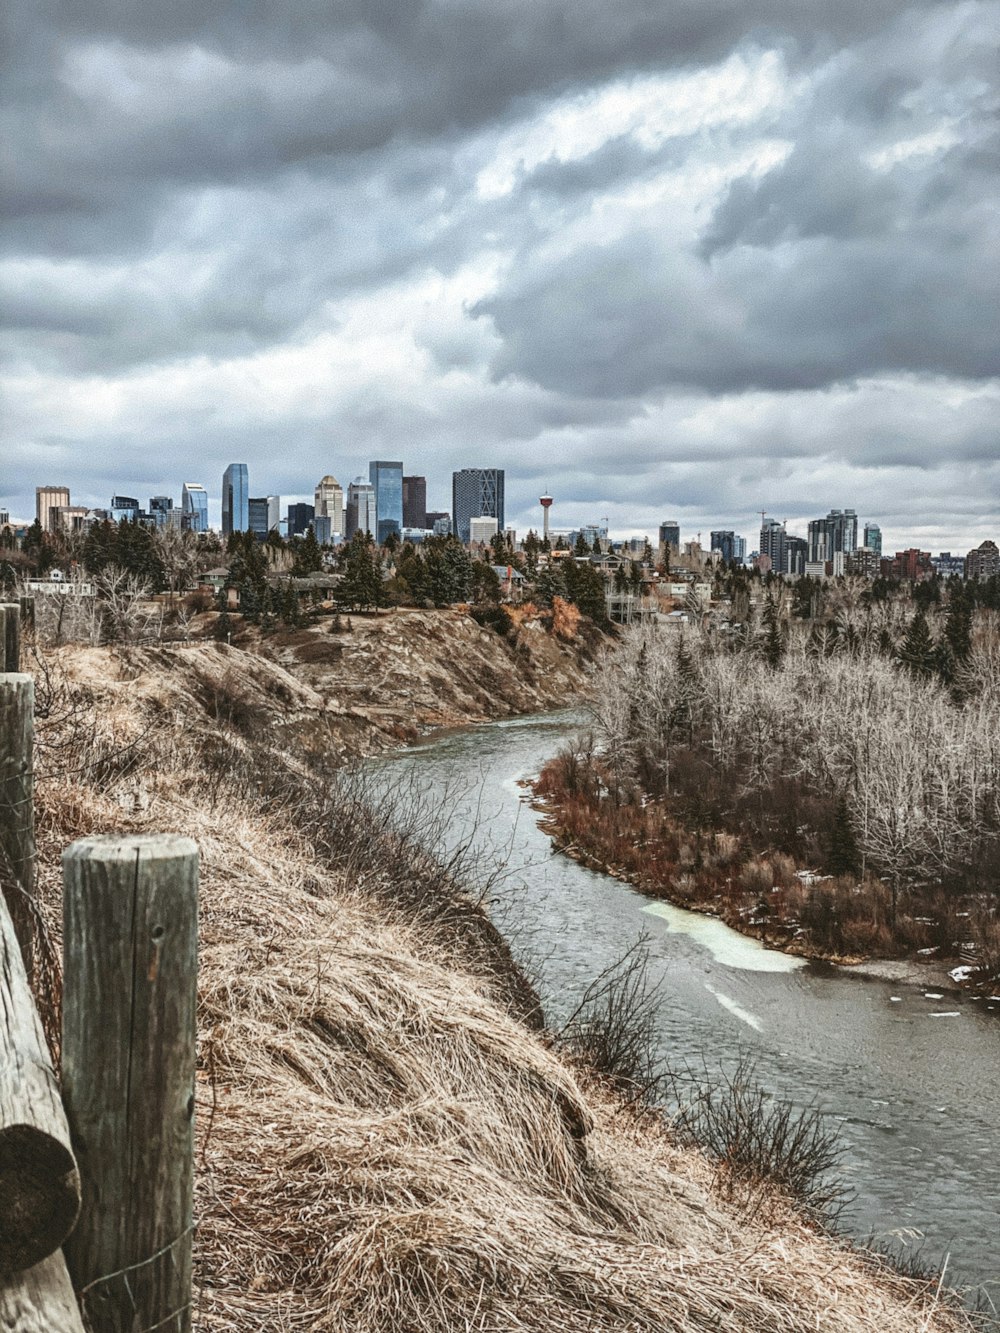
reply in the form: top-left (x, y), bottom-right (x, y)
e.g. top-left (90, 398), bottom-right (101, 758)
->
top-left (26, 643), bottom-right (979, 1332)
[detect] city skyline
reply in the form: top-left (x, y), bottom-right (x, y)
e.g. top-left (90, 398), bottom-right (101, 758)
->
top-left (2, 2), bottom-right (997, 553)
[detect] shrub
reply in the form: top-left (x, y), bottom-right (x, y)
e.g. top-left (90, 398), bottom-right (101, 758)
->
top-left (667, 1055), bottom-right (848, 1223)
top-left (558, 941), bottom-right (665, 1104)
top-left (469, 603), bottom-right (514, 638)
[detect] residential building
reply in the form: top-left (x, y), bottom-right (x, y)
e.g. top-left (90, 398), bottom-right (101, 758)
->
top-left (885, 548), bottom-right (933, 581)
top-left (222, 463), bottom-right (249, 536)
top-left (286, 503), bottom-right (315, 538)
top-left (848, 547), bottom-right (880, 579)
top-left (345, 479), bottom-right (377, 539)
top-left (469, 515), bottom-right (499, 545)
top-left (36, 486), bottom-right (70, 533)
top-left (808, 509), bottom-right (858, 564)
top-left (966, 540), bottom-right (999, 580)
top-left (759, 518), bottom-right (786, 575)
top-left (710, 530), bottom-right (745, 565)
top-left (452, 468), bottom-right (504, 546)
top-left (182, 483), bottom-right (209, 533)
top-left (402, 476), bottom-right (427, 529)
top-left (369, 460), bottom-right (404, 543)
top-left (785, 535), bottom-right (808, 576)
top-left (314, 475), bottom-right (344, 539)
top-left (863, 522), bottom-right (882, 558)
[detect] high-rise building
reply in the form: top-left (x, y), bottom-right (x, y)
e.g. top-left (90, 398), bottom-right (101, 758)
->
top-left (863, 522), bottom-right (882, 558)
top-left (149, 496), bottom-right (173, 527)
top-left (368, 461), bottom-right (403, 543)
top-left (286, 503), bottom-right (315, 538)
top-left (36, 486), bottom-right (70, 533)
top-left (452, 468), bottom-right (504, 545)
top-left (785, 535), bottom-right (808, 576)
top-left (222, 463), bottom-right (249, 536)
top-left (248, 497), bottom-right (280, 541)
top-left (314, 475), bottom-right (344, 539)
top-left (710, 530), bottom-right (743, 564)
top-left (658, 521), bottom-right (680, 552)
top-left (182, 483), bottom-right (209, 533)
top-left (966, 540), bottom-right (999, 580)
top-left (808, 509), bottom-right (858, 565)
top-left (111, 495), bottom-right (141, 524)
top-left (346, 479), bottom-right (377, 539)
top-left (759, 518), bottom-right (786, 575)
top-left (402, 476), bottom-right (427, 530)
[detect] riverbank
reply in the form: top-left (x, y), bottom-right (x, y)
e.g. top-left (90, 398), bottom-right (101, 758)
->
top-left (530, 751), bottom-right (996, 1002)
top-left (24, 643), bottom-right (981, 1331)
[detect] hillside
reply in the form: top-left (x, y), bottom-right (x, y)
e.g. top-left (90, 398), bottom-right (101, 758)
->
top-left (27, 637), bottom-right (977, 1332)
top-left (191, 604), bottom-right (604, 758)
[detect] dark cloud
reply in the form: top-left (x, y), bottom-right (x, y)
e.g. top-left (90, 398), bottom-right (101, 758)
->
top-left (2, 0), bottom-right (998, 551)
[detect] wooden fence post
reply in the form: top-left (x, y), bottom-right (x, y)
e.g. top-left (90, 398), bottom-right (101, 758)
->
top-left (0, 604), bottom-right (20, 672)
top-left (61, 835), bottom-right (198, 1333)
top-left (0, 894), bottom-right (80, 1274)
top-left (0, 674), bottom-right (36, 980)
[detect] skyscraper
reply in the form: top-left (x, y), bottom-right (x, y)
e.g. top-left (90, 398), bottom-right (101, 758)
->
top-left (249, 497), bottom-right (280, 540)
top-left (314, 475), bottom-right (344, 539)
top-left (759, 518), bottom-right (787, 574)
top-left (182, 483), bottom-right (209, 533)
top-left (286, 503), bottom-right (315, 538)
top-left (346, 478), bottom-right (377, 539)
top-left (222, 463), bottom-right (249, 536)
top-left (369, 461), bottom-right (403, 543)
top-left (863, 522), bottom-right (882, 558)
top-left (452, 468), bottom-right (504, 545)
top-left (710, 530), bottom-right (744, 564)
top-left (402, 476), bottom-right (427, 529)
top-left (808, 509), bottom-right (858, 564)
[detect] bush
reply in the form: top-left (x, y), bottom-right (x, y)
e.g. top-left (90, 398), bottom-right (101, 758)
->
top-left (667, 1055), bottom-right (848, 1223)
top-left (469, 603), bottom-right (514, 638)
top-left (558, 941), bottom-right (665, 1104)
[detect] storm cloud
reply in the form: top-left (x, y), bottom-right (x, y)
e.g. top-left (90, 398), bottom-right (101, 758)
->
top-left (2, 0), bottom-right (997, 550)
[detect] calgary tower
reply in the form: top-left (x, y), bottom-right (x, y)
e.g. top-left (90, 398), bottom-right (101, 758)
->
top-left (539, 493), bottom-right (553, 543)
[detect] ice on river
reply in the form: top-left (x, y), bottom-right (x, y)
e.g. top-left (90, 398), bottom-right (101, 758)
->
top-left (641, 901), bottom-right (806, 973)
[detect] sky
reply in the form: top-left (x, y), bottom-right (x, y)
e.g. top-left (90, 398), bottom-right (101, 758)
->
top-left (2, 0), bottom-right (998, 552)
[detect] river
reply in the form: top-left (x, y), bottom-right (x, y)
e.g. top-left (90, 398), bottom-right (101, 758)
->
top-left (379, 707), bottom-right (1000, 1305)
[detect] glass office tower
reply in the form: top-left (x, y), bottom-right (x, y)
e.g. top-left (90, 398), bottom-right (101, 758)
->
top-left (452, 468), bottom-right (504, 545)
top-left (369, 461), bottom-right (403, 543)
top-left (222, 463), bottom-right (249, 536)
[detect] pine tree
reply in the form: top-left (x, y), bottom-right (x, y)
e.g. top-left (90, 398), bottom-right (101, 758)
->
top-left (292, 524), bottom-right (322, 575)
top-left (898, 609), bottom-right (935, 677)
top-left (760, 594), bottom-right (785, 669)
top-left (827, 795), bottom-right (860, 876)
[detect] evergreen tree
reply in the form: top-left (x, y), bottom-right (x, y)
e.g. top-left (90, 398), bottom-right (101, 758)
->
top-left (292, 524), bottom-right (322, 575)
top-left (337, 533), bottom-right (386, 611)
top-left (563, 558), bottom-right (609, 627)
top-left (759, 594), bottom-right (785, 669)
top-left (574, 531), bottom-right (590, 556)
top-left (897, 609), bottom-right (935, 677)
top-left (827, 795), bottom-right (860, 877)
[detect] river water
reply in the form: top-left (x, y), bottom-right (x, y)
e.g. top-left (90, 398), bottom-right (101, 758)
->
top-left (380, 707), bottom-right (1000, 1304)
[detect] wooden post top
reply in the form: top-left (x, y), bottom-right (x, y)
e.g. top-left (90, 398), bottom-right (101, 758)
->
top-left (62, 834), bottom-right (199, 864)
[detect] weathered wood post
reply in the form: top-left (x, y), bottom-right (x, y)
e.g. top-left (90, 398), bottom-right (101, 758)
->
top-left (0, 1251), bottom-right (87, 1332)
top-left (61, 835), bottom-right (198, 1333)
top-left (0, 895), bottom-right (80, 1274)
top-left (0, 603), bottom-right (20, 672)
top-left (0, 673), bottom-right (36, 980)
